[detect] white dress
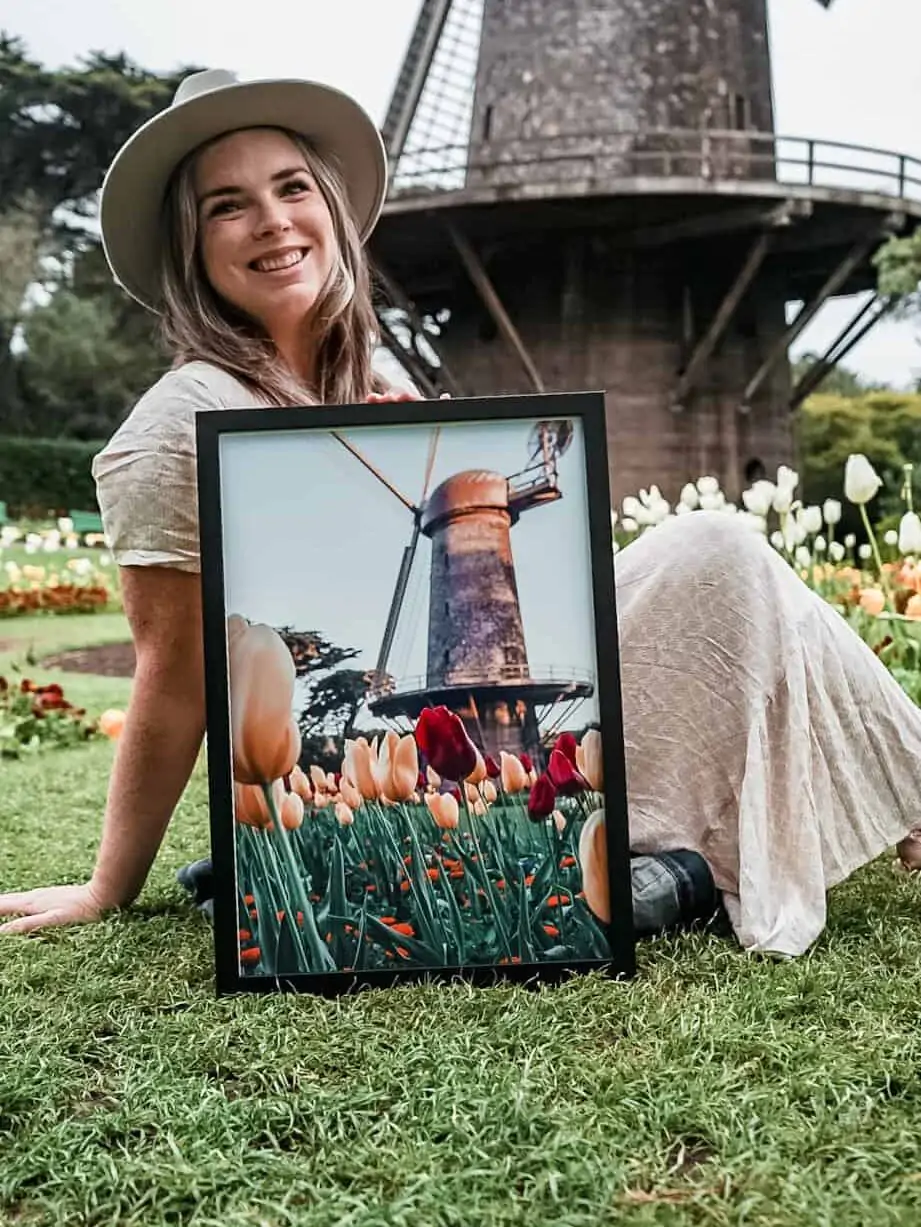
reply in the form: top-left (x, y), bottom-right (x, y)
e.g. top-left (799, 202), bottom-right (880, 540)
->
top-left (94, 361), bottom-right (921, 957)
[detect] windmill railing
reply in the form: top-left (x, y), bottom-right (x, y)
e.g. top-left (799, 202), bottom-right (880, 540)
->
top-left (368, 665), bottom-right (596, 699)
top-left (388, 128), bottom-right (921, 204)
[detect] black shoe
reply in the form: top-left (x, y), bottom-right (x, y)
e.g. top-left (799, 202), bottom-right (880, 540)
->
top-left (176, 858), bottom-right (214, 909)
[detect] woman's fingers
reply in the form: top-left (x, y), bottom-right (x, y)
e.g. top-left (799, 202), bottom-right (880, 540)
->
top-left (0, 911), bottom-right (57, 936)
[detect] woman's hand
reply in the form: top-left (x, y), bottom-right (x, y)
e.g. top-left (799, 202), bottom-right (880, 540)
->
top-left (0, 882), bottom-right (110, 935)
top-left (366, 388), bottom-right (451, 403)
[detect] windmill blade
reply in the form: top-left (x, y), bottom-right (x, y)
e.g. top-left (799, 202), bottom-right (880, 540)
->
top-left (330, 431), bottom-right (417, 512)
top-left (374, 518), bottom-right (424, 681)
top-left (420, 427), bottom-right (442, 503)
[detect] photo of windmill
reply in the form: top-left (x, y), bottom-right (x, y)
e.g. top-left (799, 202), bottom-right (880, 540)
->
top-left (204, 401), bottom-right (631, 988)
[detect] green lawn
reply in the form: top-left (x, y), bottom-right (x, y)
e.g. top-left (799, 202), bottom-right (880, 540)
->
top-left (1, 618), bottom-right (921, 1225)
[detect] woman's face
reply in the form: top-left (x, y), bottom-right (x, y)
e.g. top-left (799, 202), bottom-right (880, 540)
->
top-left (193, 128), bottom-right (338, 334)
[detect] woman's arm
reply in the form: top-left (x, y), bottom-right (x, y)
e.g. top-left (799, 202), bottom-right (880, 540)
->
top-left (0, 566), bottom-right (206, 935)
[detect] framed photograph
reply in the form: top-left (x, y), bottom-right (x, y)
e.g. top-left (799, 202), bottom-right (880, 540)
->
top-left (197, 391), bottom-right (634, 995)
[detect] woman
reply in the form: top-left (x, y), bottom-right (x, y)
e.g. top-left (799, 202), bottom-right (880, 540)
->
top-left (0, 70), bottom-right (918, 955)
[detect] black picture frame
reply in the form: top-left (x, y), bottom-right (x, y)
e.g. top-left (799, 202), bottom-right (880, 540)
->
top-left (197, 391), bottom-right (635, 996)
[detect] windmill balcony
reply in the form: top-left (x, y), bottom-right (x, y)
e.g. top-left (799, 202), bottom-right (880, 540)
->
top-left (368, 664), bottom-right (595, 703)
top-left (388, 128), bottom-right (921, 208)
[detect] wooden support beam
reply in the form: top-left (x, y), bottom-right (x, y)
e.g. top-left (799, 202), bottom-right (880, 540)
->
top-left (446, 222), bottom-right (546, 394)
top-left (671, 230), bottom-right (775, 411)
top-left (788, 295), bottom-right (897, 410)
top-left (374, 260), bottom-right (461, 396)
top-left (614, 197), bottom-right (811, 252)
top-left (741, 224), bottom-right (894, 410)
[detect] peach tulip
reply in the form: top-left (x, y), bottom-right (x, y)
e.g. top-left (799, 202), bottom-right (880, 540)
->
top-left (99, 708), bottom-right (126, 740)
top-left (467, 749), bottom-right (487, 785)
top-left (907, 594), bottom-right (921, 620)
top-left (289, 765), bottom-right (313, 803)
top-left (375, 730), bottom-right (419, 802)
top-left (482, 780), bottom-right (498, 804)
top-left (339, 776), bottom-right (363, 810)
top-left (343, 737), bottom-right (380, 801)
top-left (234, 779), bottom-right (283, 829)
top-left (578, 809), bottom-right (610, 924)
top-left (500, 751), bottom-right (529, 794)
top-left (227, 614), bottom-right (300, 785)
top-left (280, 792), bottom-right (305, 831)
top-left (334, 801), bottom-right (354, 826)
top-left (309, 764), bottom-right (328, 793)
top-left (858, 588), bottom-right (886, 616)
top-left (426, 765), bottom-right (442, 789)
top-left (425, 792), bottom-right (459, 830)
top-left (465, 782), bottom-right (481, 804)
top-left (575, 729), bottom-right (603, 792)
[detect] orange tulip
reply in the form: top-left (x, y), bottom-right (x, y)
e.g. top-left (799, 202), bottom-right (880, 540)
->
top-left (467, 748), bottom-right (487, 785)
top-left (575, 729), bottom-right (603, 792)
top-left (289, 765), bottom-right (313, 803)
top-left (227, 614), bottom-right (300, 785)
top-left (375, 730), bottom-right (419, 802)
top-left (578, 809), bottom-right (610, 924)
top-left (339, 776), bottom-right (363, 810)
top-left (858, 588), bottom-right (886, 616)
top-left (500, 751), bottom-right (529, 794)
top-left (309, 764), bottom-right (328, 793)
top-left (425, 792), bottom-right (459, 830)
top-left (281, 792), bottom-right (305, 831)
top-left (99, 708), bottom-right (126, 740)
top-left (234, 779), bottom-right (283, 829)
top-left (343, 737), bottom-right (380, 800)
top-left (335, 800), bottom-right (355, 826)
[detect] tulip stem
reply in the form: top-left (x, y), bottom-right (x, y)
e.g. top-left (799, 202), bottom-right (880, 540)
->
top-left (461, 791), bottom-right (514, 961)
top-left (262, 785), bottom-right (335, 975)
top-left (860, 504), bottom-right (893, 606)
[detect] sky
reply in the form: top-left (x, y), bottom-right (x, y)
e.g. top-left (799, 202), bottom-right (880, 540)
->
top-left (3, 0), bottom-right (920, 385)
top-left (218, 414), bottom-right (601, 730)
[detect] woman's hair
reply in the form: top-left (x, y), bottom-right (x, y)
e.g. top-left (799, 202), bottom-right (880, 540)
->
top-left (158, 126), bottom-right (386, 405)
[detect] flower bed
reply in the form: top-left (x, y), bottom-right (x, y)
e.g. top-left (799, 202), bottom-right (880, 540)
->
top-left (1, 520), bottom-right (119, 617)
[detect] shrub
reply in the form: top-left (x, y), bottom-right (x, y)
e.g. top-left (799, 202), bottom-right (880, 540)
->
top-left (0, 436), bottom-right (102, 518)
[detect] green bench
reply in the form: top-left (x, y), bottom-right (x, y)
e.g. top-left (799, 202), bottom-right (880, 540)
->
top-left (68, 510), bottom-right (105, 535)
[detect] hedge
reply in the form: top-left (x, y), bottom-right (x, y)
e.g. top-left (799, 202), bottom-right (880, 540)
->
top-left (0, 436), bottom-right (103, 518)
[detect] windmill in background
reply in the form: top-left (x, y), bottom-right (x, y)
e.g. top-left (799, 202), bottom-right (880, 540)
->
top-left (332, 418), bottom-right (593, 763)
top-left (371, 0), bottom-right (921, 505)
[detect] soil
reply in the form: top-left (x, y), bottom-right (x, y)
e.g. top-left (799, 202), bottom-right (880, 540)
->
top-left (40, 642), bottom-right (136, 678)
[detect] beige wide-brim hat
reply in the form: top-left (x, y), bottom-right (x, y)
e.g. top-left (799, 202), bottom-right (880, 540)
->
top-left (99, 68), bottom-right (388, 313)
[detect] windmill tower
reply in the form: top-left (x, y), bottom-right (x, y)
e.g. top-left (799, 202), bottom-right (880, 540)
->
top-left (333, 422), bottom-right (592, 763)
top-left (371, 0), bottom-right (921, 503)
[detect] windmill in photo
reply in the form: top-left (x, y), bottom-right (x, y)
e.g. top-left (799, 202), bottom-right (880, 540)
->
top-left (331, 419), bottom-right (592, 763)
top-left (371, 0), bottom-right (921, 503)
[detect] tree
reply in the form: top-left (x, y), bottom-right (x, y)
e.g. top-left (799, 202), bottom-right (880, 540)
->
top-left (791, 352), bottom-right (891, 398)
top-left (875, 227), bottom-right (921, 318)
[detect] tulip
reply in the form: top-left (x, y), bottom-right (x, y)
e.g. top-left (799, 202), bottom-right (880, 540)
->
top-left (899, 512), bottom-right (921, 555)
top-left (776, 465), bottom-right (799, 493)
top-left (798, 505), bottom-right (823, 535)
top-left (844, 454), bottom-right (882, 505)
top-left (575, 728), bottom-right (603, 792)
top-left (906, 594), bottom-right (921, 620)
top-left (528, 773), bottom-right (557, 820)
top-left (234, 779), bottom-right (283, 829)
top-left (742, 480), bottom-right (776, 518)
top-left (482, 779), bottom-right (498, 804)
top-left (343, 737), bottom-right (380, 801)
top-left (794, 546), bottom-right (811, 570)
top-left (547, 748), bottom-right (587, 795)
top-left (467, 748), bottom-right (488, 785)
top-left (334, 801), bottom-right (355, 826)
top-left (280, 792), bottom-right (305, 831)
top-left (621, 517), bottom-right (638, 533)
top-left (472, 798), bottom-right (487, 817)
top-left (578, 809), bottom-right (610, 924)
top-left (375, 731), bottom-right (419, 802)
top-left (289, 765), bottom-right (313, 803)
top-left (426, 765), bottom-right (442, 789)
top-left (484, 755), bottom-right (500, 779)
top-left (829, 541), bottom-right (845, 563)
top-left (228, 615), bottom-right (300, 785)
top-left (500, 751), bottom-right (529, 793)
top-left (552, 731), bottom-right (578, 766)
top-left (99, 708), bottom-right (126, 740)
top-left (520, 753), bottom-right (534, 774)
top-left (465, 782), bottom-right (480, 804)
top-left (309, 764), bottom-right (329, 793)
top-left (414, 705), bottom-right (478, 781)
top-left (696, 476), bottom-right (720, 496)
top-left (884, 529), bottom-right (898, 547)
top-left (859, 588), bottom-right (886, 616)
top-left (679, 483), bottom-right (699, 510)
top-left (425, 791), bottom-right (459, 830)
top-left (823, 499), bottom-right (842, 527)
top-left (339, 775), bottom-right (363, 810)
top-left (553, 810), bottom-right (567, 835)
top-left (769, 530), bottom-right (785, 552)
top-left (772, 486), bottom-right (794, 515)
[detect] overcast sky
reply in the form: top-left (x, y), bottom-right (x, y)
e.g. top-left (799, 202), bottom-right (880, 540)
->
top-left (3, 0), bottom-right (920, 385)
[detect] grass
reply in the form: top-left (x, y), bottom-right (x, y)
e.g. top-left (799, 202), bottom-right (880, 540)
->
top-left (2, 620), bottom-right (921, 1225)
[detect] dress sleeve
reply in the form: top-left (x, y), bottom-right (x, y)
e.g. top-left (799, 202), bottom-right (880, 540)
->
top-left (91, 368), bottom-right (219, 573)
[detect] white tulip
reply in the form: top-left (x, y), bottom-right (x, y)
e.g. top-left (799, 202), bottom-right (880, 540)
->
top-left (674, 503), bottom-right (692, 516)
top-left (57, 516), bottom-right (74, 534)
top-left (697, 476), bottom-right (720, 496)
top-left (776, 465), bottom-right (799, 493)
top-left (799, 506), bottom-right (823, 535)
top-left (773, 486), bottom-right (795, 514)
top-left (621, 517), bottom-right (638, 533)
top-left (844, 454), bottom-right (882, 505)
top-left (829, 541), bottom-right (845, 562)
top-left (858, 543), bottom-right (872, 560)
top-left (742, 480), bottom-right (776, 517)
top-left (898, 511), bottom-right (921, 555)
top-left (884, 529), bottom-right (898, 547)
top-left (679, 483), bottom-right (699, 509)
top-left (794, 546), bottom-right (812, 569)
top-left (699, 492), bottom-right (726, 512)
top-left (722, 503), bottom-right (738, 514)
top-left (844, 533), bottom-right (856, 548)
top-left (770, 530), bottom-right (785, 551)
top-left (738, 512), bottom-right (767, 533)
top-left (814, 535), bottom-right (827, 552)
top-left (783, 517), bottom-right (807, 551)
top-left (610, 509), bottom-right (618, 528)
top-left (622, 496), bottom-right (642, 520)
top-left (648, 500), bottom-right (671, 526)
top-left (823, 499), bottom-right (842, 526)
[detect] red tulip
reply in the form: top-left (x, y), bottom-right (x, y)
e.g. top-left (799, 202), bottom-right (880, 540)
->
top-left (547, 748), bottom-right (587, 796)
top-left (528, 773), bottom-right (557, 821)
top-left (414, 705), bottom-right (478, 781)
top-left (553, 732), bottom-right (578, 767)
top-left (484, 754), bottom-right (500, 779)
top-left (520, 753), bottom-right (534, 774)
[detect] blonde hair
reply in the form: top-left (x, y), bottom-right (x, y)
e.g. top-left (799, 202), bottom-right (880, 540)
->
top-left (158, 127), bottom-right (386, 405)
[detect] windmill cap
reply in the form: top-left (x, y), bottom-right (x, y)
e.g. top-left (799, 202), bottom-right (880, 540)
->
top-left (99, 68), bottom-right (388, 313)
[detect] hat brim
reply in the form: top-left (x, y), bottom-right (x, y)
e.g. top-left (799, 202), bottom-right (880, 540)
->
top-left (99, 78), bottom-right (388, 312)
